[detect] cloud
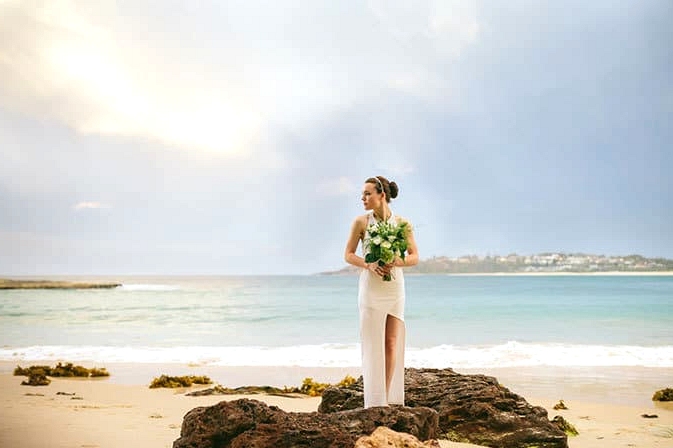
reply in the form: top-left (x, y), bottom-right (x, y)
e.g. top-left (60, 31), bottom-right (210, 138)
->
top-left (0, 1), bottom-right (480, 158)
top-left (316, 177), bottom-right (356, 197)
top-left (0, 0), bottom-right (261, 156)
top-left (73, 201), bottom-right (110, 210)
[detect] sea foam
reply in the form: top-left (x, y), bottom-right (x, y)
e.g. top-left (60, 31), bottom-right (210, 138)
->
top-left (2, 342), bottom-right (671, 368)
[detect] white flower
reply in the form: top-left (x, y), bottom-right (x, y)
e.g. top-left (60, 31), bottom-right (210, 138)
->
top-left (388, 235), bottom-right (396, 242)
top-left (372, 236), bottom-right (382, 245)
top-left (381, 241), bottom-right (392, 249)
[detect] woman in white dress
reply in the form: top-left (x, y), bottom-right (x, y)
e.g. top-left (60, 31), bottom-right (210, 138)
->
top-left (344, 176), bottom-right (419, 408)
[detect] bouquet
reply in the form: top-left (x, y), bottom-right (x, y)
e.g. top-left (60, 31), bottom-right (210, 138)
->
top-left (364, 220), bottom-right (409, 281)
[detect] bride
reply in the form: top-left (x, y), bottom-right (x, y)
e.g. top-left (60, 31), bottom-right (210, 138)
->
top-left (343, 175), bottom-right (419, 408)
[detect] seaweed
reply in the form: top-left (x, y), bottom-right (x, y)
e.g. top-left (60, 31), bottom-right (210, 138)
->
top-left (299, 375), bottom-right (358, 397)
top-left (182, 374), bottom-right (359, 397)
top-left (149, 374), bottom-right (213, 388)
top-left (21, 372), bottom-right (51, 386)
top-left (14, 363), bottom-right (110, 378)
top-left (551, 415), bottom-right (579, 436)
top-left (552, 400), bottom-right (568, 410)
top-left (652, 388), bottom-right (673, 402)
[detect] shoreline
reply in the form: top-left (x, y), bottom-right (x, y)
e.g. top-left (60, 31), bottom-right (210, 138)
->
top-left (2, 271), bottom-right (673, 283)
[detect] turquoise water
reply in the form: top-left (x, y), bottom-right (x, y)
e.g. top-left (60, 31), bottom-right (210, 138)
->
top-left (1, 275), bottom-right (671, 368)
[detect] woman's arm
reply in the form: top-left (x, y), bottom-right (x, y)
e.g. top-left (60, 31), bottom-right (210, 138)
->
top-left (344, 216), bottom-right (368, 268)
top-left (344, 216), bottom-right (386, 277)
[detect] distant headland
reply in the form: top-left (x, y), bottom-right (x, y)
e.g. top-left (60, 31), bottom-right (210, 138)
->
top-left (321, 253), bottom-right (673, 275)
top-left (0, 279), bottom-right (122, 290)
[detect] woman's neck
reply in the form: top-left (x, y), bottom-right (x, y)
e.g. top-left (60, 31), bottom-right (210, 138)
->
top-left (373, 205), bottom-right (391, 221)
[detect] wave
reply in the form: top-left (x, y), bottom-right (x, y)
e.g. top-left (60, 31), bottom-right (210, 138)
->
top-left (2, 341), bottom-right (672, 368)
top-left (117, 284), bottom-right (181, 291)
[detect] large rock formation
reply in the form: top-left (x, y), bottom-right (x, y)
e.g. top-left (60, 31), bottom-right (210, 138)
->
top-left (319, 368), bottom-right (567, 448)
top-left (173, 398), bottom-right (438, 448)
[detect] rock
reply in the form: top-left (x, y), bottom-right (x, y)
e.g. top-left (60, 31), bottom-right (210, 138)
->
top-left (319, 385), bottom-right (364, 413)
top-left (640, 413), bottom-right (658, 418)
top-left (319, 368), bottom-right (568, 448)
top-left (354, 426), bottom-right (441, 448)
top-left (173, 398), bottom-right (438, 448)
top-left (185, 385), bottom-right (298, 397)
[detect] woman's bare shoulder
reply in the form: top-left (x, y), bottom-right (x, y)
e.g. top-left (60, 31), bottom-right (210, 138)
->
top-left (350, 214), bottom-right (370, 234)
top-left (395, 215), bottom-right (412, 225)
top-left (353, 213), bottom-right (369, 227)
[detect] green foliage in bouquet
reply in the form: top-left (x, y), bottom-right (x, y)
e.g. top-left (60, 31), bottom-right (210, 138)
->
top-left (364, 220), bottom-right (409, 281)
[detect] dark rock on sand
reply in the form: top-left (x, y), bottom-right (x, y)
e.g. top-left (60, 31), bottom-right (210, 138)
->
top-left (319, 368), bottom-right (568, 448)
top-left (172, 398), bottom-right (437, 448)
top-left (185, 385), bottom-right (299, 397)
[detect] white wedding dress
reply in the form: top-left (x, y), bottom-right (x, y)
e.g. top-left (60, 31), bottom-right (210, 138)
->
top-left (358, 211), bottom-right (405, 408)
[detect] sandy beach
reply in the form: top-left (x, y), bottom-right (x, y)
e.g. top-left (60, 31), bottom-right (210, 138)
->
top-left (1, 363), bottom-right (671, 448)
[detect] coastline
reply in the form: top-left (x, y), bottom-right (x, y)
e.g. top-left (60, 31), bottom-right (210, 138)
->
top-left (0, 269), bottom-right (673, 291)
top-left (1, 362), bottom-right (671, 447)
top-left (0, 278), bottom-right (122, 289)
top-left (320, 270), bottom-right (673, 277)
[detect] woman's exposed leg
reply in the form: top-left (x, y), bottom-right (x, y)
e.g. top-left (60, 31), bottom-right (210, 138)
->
top-left (385, 314), bottom-right (404, 396)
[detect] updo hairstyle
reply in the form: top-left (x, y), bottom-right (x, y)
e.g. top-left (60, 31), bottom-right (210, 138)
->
top-left (366, 176), bottom-right (399, 203)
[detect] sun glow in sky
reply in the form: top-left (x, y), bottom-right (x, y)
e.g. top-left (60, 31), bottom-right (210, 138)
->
top-left (1, 0), bottom-right (671, 275)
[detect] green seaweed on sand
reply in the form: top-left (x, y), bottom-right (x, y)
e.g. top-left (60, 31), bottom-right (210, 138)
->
top-left (21, 372), bottom-right (51, 386)
top-left (14, 363), bottom-right (110, 378)
top-left (149, 374), bottom-right (213, 388)
top-left (551, 415), bottom-right (579, 436)
top-left (652, 388), bottom-right (673, 401)
top-left (298, 375), bottom-right (358, 397)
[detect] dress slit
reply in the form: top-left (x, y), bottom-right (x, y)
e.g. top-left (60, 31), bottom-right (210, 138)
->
top-left (359, 307), bottom-right (405, 407)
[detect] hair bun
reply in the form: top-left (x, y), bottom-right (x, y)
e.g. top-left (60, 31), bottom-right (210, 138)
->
top-left (388, 181), bottom-right (399, 199)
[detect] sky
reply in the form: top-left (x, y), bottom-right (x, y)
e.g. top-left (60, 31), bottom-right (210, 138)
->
top-left (1, 0), bottom-right (671, 275)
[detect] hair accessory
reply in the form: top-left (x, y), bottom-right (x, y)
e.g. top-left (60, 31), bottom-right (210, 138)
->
top-left (373, 176), bottom-right (383, 191)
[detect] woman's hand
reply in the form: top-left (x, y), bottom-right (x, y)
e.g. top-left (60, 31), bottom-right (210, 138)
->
top-left (391, 257), bottom-right (406, 268)
top-left (367, 262), bottom-right (391, 278)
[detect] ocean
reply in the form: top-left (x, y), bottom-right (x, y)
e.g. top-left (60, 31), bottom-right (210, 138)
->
top-left (1, 274), bottom-right (672, 370)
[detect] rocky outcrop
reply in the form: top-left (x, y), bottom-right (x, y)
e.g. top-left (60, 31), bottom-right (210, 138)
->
top-left (173, 398), bottom-right (438, 448)
top-left (354, 426), bottom-right (440, 447)
top-left (0, 279), bottom-right (121, 289)
top-left (319, 368), bottom-right (568, 448)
